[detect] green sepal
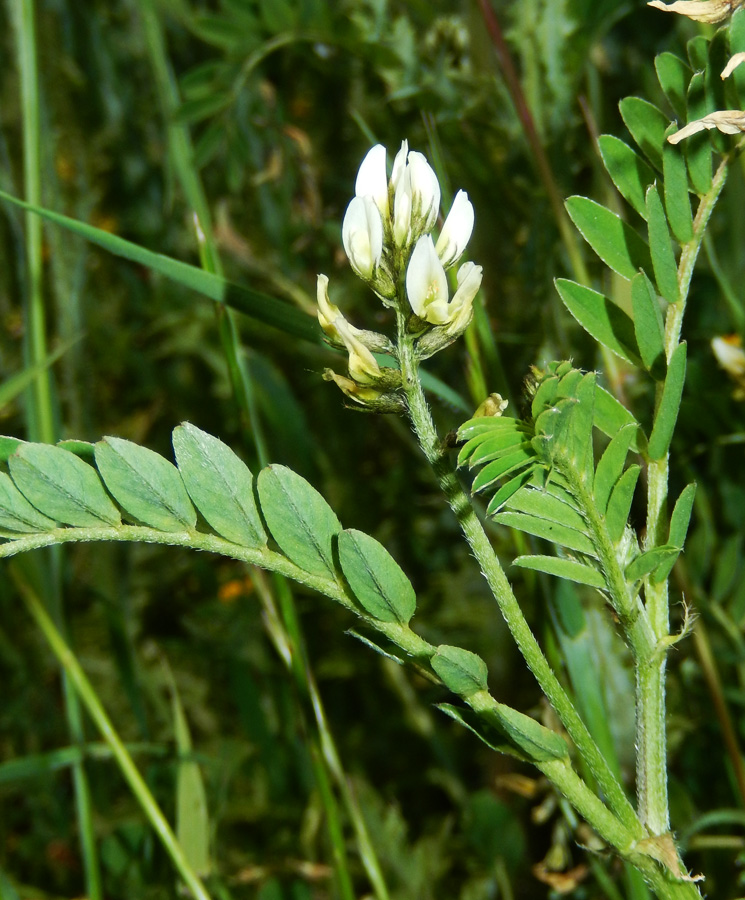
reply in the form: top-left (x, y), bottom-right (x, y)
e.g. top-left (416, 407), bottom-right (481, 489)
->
top-left (256, 465), bottom-right (341, 579)
top-left (9, 443), bottom-right (121, 528)
top-left (619, 96), bottom-right (670, 171)
top-left (337, 529), bottom-right (416, 625)
top-left (564, 197), bottom-right (652, 281)
top-left (631, 272), bottom-right (666, 377)
top-left (431, 645), bottom-right (489, 697)
top-left (172, 423), bottom-right (266, 548)
top-left (95, 437), bottom-right (196, 532)
top-left (625, 545), bottom-right (680, 583)
top-left (513, 555), bottom-right (606, 589)
top-left (555, 279), bottom-right (641, 365)
top-left (593, 425), bottom-right (637, 516)
top-left (598, 135), bottom-right (655, 219)
top-left (647, 342), bottom-right (687, 460)
top-left (645, 184), bottom-right (679, 305)
top-left (606, 465), bottom-right (641, 544)
top-left (0, 471), bottom-right (57, 533)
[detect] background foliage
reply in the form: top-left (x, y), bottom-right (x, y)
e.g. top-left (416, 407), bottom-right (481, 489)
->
top-left (0, 0), bottom-right (744, 897)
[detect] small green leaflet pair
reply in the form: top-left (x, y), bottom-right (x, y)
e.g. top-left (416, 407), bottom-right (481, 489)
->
top-left (457, 362), bottom-right (696, 595)
top-left (0, 423), bottom-right (414, 628)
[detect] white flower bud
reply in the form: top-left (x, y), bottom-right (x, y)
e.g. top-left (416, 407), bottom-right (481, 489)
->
top-left (407, 151), bottom-right (441, 234)
top-left (435, 190), bottom-right (475, 269)
top-left (391, 140), bottom-right (409, 192)
top-left (335, 317), bottom-right (382, 384)
top-left (355, 144), bottom-right (389, 218)
top-left (342, 196), bottom-right (384, 280)
top-left (406, 235), bottom-right (450, 324)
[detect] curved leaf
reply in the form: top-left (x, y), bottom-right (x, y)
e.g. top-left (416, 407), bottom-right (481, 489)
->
top-left (598, 135), bottom-right (655, 219)
top-left (431, 645), bottom-right (488, 697)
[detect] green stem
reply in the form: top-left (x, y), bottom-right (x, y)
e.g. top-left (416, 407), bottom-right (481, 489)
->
top-left (640, 157), bottom-right (730, 835)
top-left (395, 317), bottom-right (641, 837)
top-left (15, 574), bottom-right (213, 900)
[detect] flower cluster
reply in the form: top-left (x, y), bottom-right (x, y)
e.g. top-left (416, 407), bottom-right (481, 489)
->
top-left (318, 141), bottom-right (483, 408)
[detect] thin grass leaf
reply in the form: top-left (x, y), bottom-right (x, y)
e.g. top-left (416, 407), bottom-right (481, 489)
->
top-left (0, 189), bottom-right (320, 343)
top-left (565, 197), bottom-right (652, 281)
top-left (648, 342), bottom-right (687, 460)
top-left (514, 555), bottom-right (606, 589)
top-left (598, 135), bottom-right (655, 219)
top-left (555, 279), bottom-right (641, 365)
top-left (645, 184), bottom-right (679, 305)
top-left (631, 272), bottom-right (666, 376)
top-left (606, 465), bottom-right (641, 544)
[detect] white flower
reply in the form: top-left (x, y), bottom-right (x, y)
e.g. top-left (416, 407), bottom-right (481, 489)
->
top-left (446, 261), bottom-right (483, 332)
top-left (407, 151), bottom-right (441, 233)
top-left (435, 190), bottom-right (475, 269)
top-left (334, 317), bottom-right (382, 384)
top-left (342, 196), bottom-right (384, 279)
top-left (647, 0), bottom-right (742, 23)
top-left (722, 53), bottom-right (745, 79)
top-left (668, 110), bottom-right (745, 144)
top-left (355, 144), bottom-right (389, 218)
top-left (316, 274), bottom-right (360, 344)
top-left (406, 235), bottom-right (450, 323)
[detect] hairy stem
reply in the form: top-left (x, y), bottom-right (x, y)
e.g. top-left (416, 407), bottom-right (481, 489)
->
top-left (395, 316), bottom-right (642, 837)
top-left (641, 157), bottom-right (729, 835)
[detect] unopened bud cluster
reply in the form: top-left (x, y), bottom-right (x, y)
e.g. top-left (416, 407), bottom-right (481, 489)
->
top-left (318, 141), bottom-right (483, 409)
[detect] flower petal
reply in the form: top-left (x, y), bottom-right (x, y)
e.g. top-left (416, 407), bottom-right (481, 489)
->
top-left (668, 109), bottom-right (745, 144)
top-left (435, 190), bottom-right (475, 268)
top-left (355, 144), bottom-right (389, 217)
top-left (647, 0), bottom-right (740, 23)
top-left (342, 196), bottom-right (384, 279)
top-left (407, 152), bottom-right (441, 234)
top-left (406, 235), bottom-right (449, 323)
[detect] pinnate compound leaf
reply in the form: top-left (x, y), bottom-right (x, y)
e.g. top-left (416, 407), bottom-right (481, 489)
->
top-left (505, 486), bottom-right (586, 532)
top-left (619, 97), bottom-right (670, 171)
top-left (631, 272), bottom-right (666, 376)
top-left (257, 465), bottom-right (341, 579)
top-left (663, 135), bottom-right (694, 243)
top-left (593, 425), bottom-right (637, 516)
top-left (598, 135), bottom-right (655, 219)
top-left (471, 448), bottom-right (535, 494)
top-left (172, 423), bottom-right (266, 548)
top-left (0, 471), bottom-right (57, 533)
top-left (513, 555), bottom-right (606, 589)
top-left (625, 545), bottom-right (680, 582)
top-left (431, 645), bottom-right (488, 697)
top-left (645, 185), bottom-right (679, 305)
top-left (95, 438), bottom-right (196, 532)
top-left (648, 342), bottom-right (687, 460)
top-left (606, 465), bottom-right (641, 544)
top-left (555, 279), bottom-right (641, 365)
top-left (337, 529), bottom-right (416, 624)
top-left (9, 444), bottom-right (121, 527)
top-left (565, 197), bottom-right (652, 280)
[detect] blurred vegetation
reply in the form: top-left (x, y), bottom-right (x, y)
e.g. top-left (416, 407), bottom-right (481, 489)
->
top-left (0, 0), bottom-right (744, 898)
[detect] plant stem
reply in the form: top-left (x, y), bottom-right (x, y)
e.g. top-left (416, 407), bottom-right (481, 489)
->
top-left (640, 157), bottom-right (729, 835)
top-left (15, 573), bottom-right (213, 900)
top-left (395, 317), bottom-right (641, 837)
